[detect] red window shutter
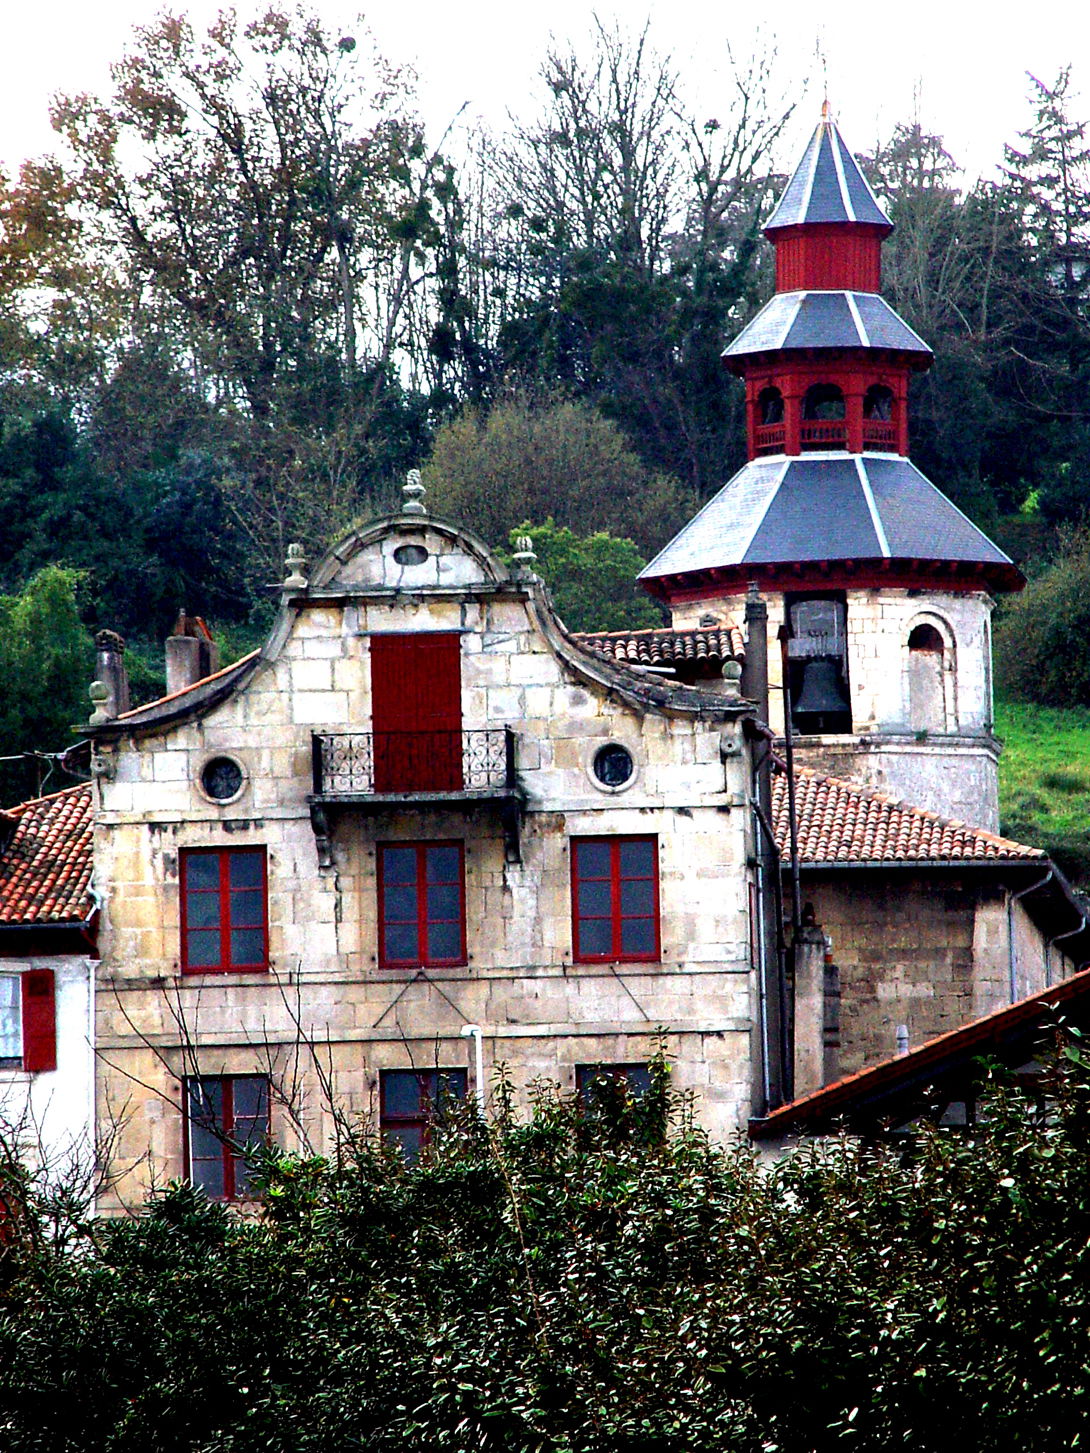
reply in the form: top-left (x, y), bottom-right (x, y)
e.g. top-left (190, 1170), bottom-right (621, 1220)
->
top-left (371, 634), bottom-right (463, 791)
top-left (21, 969), bottom-right (56, 1073)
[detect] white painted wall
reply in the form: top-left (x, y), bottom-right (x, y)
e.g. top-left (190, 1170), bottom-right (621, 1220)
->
top-left (0, 955), bottom-right (96, 1188)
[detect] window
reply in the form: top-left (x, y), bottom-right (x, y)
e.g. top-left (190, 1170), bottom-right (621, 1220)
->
top-left (185, 1075), bottom-right (269, 1200)
top-left (180, 848), bottom-right (268, 974)
top-left (576, 1062), bottom-right (652, 1106)
top-left (785, 595), bottom-right (853, 735)
top-left (0, 971), bottom-right (55, 1073)
top-left (380, 1068), bottom-right (467, 1157)
top-left (0, 976), bottom-right (20, 1069)
top-left (378, 842), bottom-right (466, 968)
top-left (571, 837), bottom-right (660, 963)
top-left (199, 756), bottom-right (244, 803)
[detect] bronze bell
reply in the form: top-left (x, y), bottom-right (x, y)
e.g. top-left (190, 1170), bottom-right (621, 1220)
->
top-left (793, 657), bottom-right (851, 717)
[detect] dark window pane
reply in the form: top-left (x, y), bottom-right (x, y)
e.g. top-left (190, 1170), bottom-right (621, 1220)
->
top-left (232, 1078), bottom-right (268, 1131)
top-left (426, 884), bottom-right (460, 922)
top-left (230, 888), bottom-right (264, 928)
top-left (578, 918), bottom-right (612, 957)
top-left (186, 930), bottom-right (222, 968)
top-left (434, 1070), bottom-right (467, 1103)
top-left (185, 854), bottom-right (220, 890)
top-left (578, 880), bottom-right (611, 918)
top-left (230, 929), bottom-right (265, 966)
top-left (427, 919), bottom-right (461, 962)
top-left (190, 1146), bottom-right (225, 1197)
top-left (383, 885), bottom-right (418, 923)
top-left (384, 923), bottom-right (418, 963)
top-left (229, 852), bottom-right (264, 889)
top-left (619, 840), bottom-right (654, 877)
top-left (190, 1079), bottom-right (223, 1124)
top-left (621, 918), bottom-right (656, 957)
top-left (620, 879), bottom-right (655, 917)
top-left (426, 845), bottom-right (460, 882)
top-left (382, 847), bottom-right (418, 886)
top-left (386, 1124), bottom-right (424, 1159)
top-left (186, 893), bottom-right (221, 929)
top-left (384, 1071), bottom-right (424, 1118)
top-left (575, 840), bottom-right (611, 878)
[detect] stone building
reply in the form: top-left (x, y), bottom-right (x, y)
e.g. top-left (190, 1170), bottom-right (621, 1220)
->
top-left (86, 505), bottom-right (761, 1209)
top-left (0, 783), bottom-right (97, 1183)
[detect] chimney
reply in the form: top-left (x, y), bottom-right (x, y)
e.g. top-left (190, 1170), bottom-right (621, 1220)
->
top-left (165, 610), bottom-right (219, 695)
top-left (94, 630), bottom-right (130, 718)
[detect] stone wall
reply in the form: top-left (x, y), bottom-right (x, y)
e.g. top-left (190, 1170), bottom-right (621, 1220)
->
top-left (92, 520), bottom-right (758, 1210)
top-left (673, 587), bottom-right (1000, 829)
top-left (800, 873), bottom-right (1076, 1074)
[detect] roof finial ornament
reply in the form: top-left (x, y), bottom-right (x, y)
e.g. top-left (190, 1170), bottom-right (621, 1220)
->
top-left (403, 468), bottom-right (426, 516)
top-left (512, 534), bottom-right (538, 575)
top-left (283, 542), bottom-right (308, 590)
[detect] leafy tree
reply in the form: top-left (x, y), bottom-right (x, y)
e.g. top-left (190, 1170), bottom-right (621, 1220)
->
top-left (422, 391), bottom-right (693, 556)
top-left (994, 526), bottom-right (1090, 707)
top-left (508, 520), bottom-right (662, 632)
top-left (0, 567), bottom-right (91, 802)
top-left (5, 1044), bottom-right (1090, 1448)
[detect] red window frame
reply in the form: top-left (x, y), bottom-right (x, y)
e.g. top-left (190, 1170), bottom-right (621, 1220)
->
top-left (379, 1067), bottom-right (468, 1157)
top-left (571, 836), bottom-right (660, 964)
top-left (180, 847), bottom-right (269, 974)
top-left (377, 841), bottom-right (467, 968)
top-left (183, 1074), bottom-right (270, 1201)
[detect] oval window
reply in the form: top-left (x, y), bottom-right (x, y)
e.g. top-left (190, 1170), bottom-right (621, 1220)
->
top-left (592, 743), bottom-right (634, 789)
top-left (201, 756), bottom-right (244, 802)
top-left (393, 544), bottom-right (430, 566)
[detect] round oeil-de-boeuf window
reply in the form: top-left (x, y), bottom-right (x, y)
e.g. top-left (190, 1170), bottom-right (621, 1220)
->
top-left (200, 756), bottom-right (244, 803)
top-left (592, 743), bottom-right (634, 789)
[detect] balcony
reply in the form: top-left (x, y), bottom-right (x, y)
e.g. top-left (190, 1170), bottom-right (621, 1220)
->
top-left (309, 728), bottom-right (522, 862)
top-left (754, 422), bottom-right (786, 456)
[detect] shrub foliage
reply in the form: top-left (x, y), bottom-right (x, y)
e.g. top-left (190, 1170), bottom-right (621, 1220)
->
top-left (3, 1048), bottom-right (1090, 1450)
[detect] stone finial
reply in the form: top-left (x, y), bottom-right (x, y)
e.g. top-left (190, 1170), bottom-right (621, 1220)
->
top-left (512, 535), bottom-right (537, 569)
top-left (722, 658), bottom-right (743, 700)
top-left (402, 468), bottom-right (426, 516)
top-left (88, 680), bottom-right (112, 727)
top-left (284, 542), bottom-right (308, 590)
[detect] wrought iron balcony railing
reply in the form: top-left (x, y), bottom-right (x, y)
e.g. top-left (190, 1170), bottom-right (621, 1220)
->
top-left (312, 728), bottom-right (516, 797)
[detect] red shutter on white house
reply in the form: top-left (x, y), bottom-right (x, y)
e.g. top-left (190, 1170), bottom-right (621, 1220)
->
top-left (21, 969), bottom-right (56, 1073)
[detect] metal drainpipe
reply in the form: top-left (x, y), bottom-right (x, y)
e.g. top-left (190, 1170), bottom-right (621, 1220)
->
top-left (1007, 869), bottom-right (1054, 1003)
top-left (1048, 915), bottom-right (1089, 986)
top-left (460, 1024), bottom-right (485, 1111)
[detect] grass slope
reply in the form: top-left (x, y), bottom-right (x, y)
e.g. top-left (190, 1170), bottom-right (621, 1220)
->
top-left (996, 698), bottom-right (1090, 887)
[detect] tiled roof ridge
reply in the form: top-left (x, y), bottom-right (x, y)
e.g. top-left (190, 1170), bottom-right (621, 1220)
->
top-left (113, 649), bottom-right (261, 722)
top-left (5, 780), bottom-right (90, 818)
top-left (574, 624), bottom-right (745, 663)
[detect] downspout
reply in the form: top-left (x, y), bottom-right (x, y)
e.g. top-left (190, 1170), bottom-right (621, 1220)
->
top-left (86, 881), bottom-right (102, 1218)
top-left (1048, 913), bottom-right (1090, 987)
top-left (1007, 869), bottom-right (1053, 1003)
top-left (742, 583), bottom-right (788, 1111)
top-left (460, 1024), bottom-right (485, 1111)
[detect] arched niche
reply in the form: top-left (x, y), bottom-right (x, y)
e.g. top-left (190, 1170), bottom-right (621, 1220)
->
top-left (906, 617), bottom-right (955, 733)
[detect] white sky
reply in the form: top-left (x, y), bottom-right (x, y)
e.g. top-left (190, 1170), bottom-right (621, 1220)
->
top-left (2, 0), bottom-right (1089, 184)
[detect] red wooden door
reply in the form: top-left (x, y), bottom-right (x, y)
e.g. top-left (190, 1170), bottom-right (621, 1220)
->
top-left (370, 633), bottom-right (463, 791)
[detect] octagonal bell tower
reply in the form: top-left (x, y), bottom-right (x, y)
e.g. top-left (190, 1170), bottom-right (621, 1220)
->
top-left (640, 106), bottom-right (1023, 831)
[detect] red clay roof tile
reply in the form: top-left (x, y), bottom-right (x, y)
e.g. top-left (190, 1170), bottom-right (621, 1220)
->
top-left (0, 783), bottom-right (94, 925)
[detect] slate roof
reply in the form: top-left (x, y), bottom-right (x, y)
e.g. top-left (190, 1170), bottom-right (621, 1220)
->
top-left (723, 290), bottom-right (930, 361)
top-left (573, 626), bottom-right (745, 669)
top-left (638, 454), bottom-right (1018, 587)
top-left (0, 783), bottom-right (94, 926)
top-left (765, 113), bottom-right (890, 233)
top-left (773, 767), bottom-right (1044, 866)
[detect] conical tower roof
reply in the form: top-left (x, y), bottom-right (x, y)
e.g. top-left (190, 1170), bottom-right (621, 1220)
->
top-left (765, 106), bottom-right (890, 234)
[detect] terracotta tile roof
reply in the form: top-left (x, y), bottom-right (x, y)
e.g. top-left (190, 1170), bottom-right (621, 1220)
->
top-left (774, 766), bottom-right (1044, 865)
top-left (0, 783), bottom-right (94, 925)
top-left (573, 626), bottom-right (745, 669)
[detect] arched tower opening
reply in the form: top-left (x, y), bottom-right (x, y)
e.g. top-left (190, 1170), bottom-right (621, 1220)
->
top-left (907, 622), bottom-right (949, 733)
